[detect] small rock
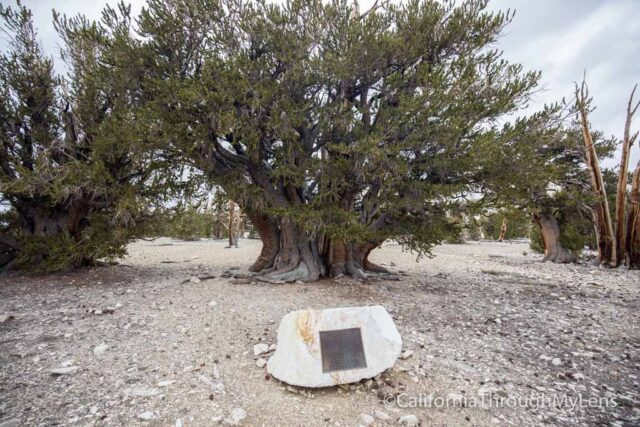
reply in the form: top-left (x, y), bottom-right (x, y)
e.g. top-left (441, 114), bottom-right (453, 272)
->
top-left (225, 407), bottom-right (247, 425)
top-left (551, 358), bottom-right (562, 366)
top-left (375, 411), bottom-right (391, 421)
top-left (51, 366), bottom-right (79, 376)
top-left (360, 413), bottom-right (374, 426)
top-left (255, 358), bottom-right (267, 368)
top-left (0, 315), bottom-right (15, 323)
top-left (268, 343), bottom-right (277, 351)
top-left (253, 343), bottom-right (269, 356)
top-left (158, 380), bottom-right (176, 387)
top-left (175, 419), bottom-right (183, 427)
top-left (93, 343), bottom-right (109, 355)
top-left (127, 388), bottom-right (161, 397)
top-left (190, 276), bottom-right (201, 284)
top-left (138, 411), bottom-right (155, 421)
top-left (617, 395), bottom-right (636, 408)
top-left (398, 414), bottom-right (420, 426)
top-left (399, 350), bottom-right (414, 360)
top-left (208, 300), bottom-right (218, 307)
top-left (567, 372), bottom-right (585, 381)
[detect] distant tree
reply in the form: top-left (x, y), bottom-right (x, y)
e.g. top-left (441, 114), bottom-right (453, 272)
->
top-left (481, 210), bottom-right (530, 241)
top-left (479, 106), bottom-right (616, 263)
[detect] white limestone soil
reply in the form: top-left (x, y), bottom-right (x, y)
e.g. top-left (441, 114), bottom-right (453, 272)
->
top-left (0, 238), bottom-right (638, 426)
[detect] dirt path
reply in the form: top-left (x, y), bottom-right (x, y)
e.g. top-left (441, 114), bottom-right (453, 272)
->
top-left (0, 239), bottom-right (638, 427)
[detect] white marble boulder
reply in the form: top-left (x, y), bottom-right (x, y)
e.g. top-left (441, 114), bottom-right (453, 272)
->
top-left (267, 305), bottom-right (402, 387)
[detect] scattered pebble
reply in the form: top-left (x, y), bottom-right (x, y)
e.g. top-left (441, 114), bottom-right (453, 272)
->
top-left (398, 414), bottom-right (420, 426)
top-left (51, 366), bottom-right (79, 376)
top-left (375, 411), bottom-right (391, 421)
top-left (93, 342), bottom-right (109, 355)
top-left (360, 413), bottom-right (374, 426)
top-left (138, 411), bottom-right (155, 421)
top-left (158, 380), bottom-right (176, 387)
top-left (253, 343), bottom-right (269, 356)
top-left (225, 407), bottom-right (247, 425)
top-left (0, 315), bottom-right (15, 323)
top-left (127, 388), bottom-right (161, 398)
top-left (399, 350), bottom-right (414, 360)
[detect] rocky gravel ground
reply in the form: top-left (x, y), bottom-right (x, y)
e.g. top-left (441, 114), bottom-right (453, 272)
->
top-left (0, 238), bottom-right (638, 427)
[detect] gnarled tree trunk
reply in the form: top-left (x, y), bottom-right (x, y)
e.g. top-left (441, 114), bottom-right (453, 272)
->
top-left (615, 85), bottom-right (639, 267)
top-left (498, 218), bottom-right (508, 242)
top-left (245, 209), bottom-right (279, 272)
top-left (626, 161), bottom-right (640, 268)
top-left (532, 213), bottom-right (577, 263)
top-left (576, 81), bottom-right (616, 266)
top-left (244, 209), bottom-right (387, 282)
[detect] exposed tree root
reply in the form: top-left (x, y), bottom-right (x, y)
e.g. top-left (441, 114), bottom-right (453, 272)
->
top-left (542, 249), bottom-right (577, 264)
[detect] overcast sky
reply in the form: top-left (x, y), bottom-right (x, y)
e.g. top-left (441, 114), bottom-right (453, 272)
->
top-left (10, 0), bottom-right (640, 169)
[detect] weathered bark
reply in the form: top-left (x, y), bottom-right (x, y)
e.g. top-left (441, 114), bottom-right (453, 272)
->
top-left (533, 213), bottom-right (577, 263)
top-left (576, 81), bottom-right (616, 266)
top-left (626, 161), bottom-right (640, 268)
top-left (321, 240), bottom-right (385, 279)
top-left (614, 85), bottom-right (640, 267)
top-left (498, 218), bottom-right (508, 242)
top-left (0, 235), bottom-right (21, 271)
top-left (227, 200), bottom-right (237, 247)
top-left (244, 209), bottom-right (388, 282)
top-left (245, 209), bottom-right (280, 272)
top-left (265, 218), bottom-right (323, 282)
top-left (357, 242), bottom-right (388, 273)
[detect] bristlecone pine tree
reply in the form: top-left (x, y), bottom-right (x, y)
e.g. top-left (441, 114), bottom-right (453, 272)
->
top-left (627, 160), bottom-right (640, 267)
top-left (576, 80), bottom-right (640, 268)
top-left (129, 0), bottom-right (541, 281)
top-left (0, 3), bottom-right (167, 272)
top-left (479, 105), bottom-right (615, 264)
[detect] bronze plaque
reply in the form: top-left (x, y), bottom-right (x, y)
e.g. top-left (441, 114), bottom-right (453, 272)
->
top-left (319, 327), bottom-right (367, 373)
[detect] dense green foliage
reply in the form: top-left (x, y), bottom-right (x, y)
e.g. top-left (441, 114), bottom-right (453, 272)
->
top-left (160, 207), bottom-right (215, 241)
top-left (0, 2), bottom-right (169, 272)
